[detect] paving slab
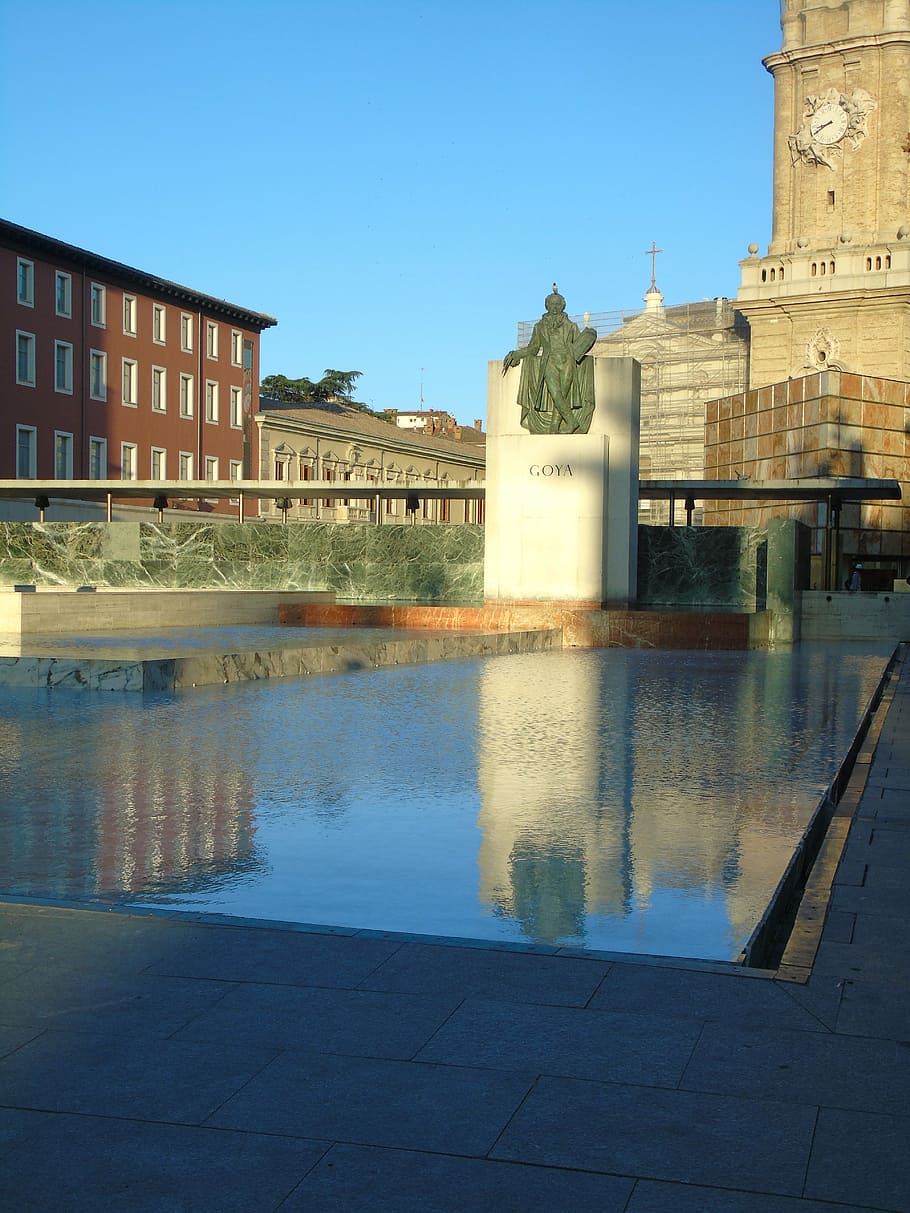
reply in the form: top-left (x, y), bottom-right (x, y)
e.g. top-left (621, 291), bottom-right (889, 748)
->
top-left (357, 939), bottom-right (611, 1006)
top-left (835, 975), bottom-right (910, 1038)
top-left (0, 966), bottom-right (235, 1036)
top-left (805, 1105), bottom-right (910, 1211)
top-left (145, 921), bottom-right (404, 987)
top-left (626, 1179), bottom-right (880, 1212)
top-left (173, 981), bottom-right (460, 1059)
top-left (280, 1142), bottom-right (635, 1212)
top-left (207, 1050), bottom-right (535, 1155)
top-left (0, 1109), bottom-right (326, 1213)
top-left (681, 1020), bottom-right (910, 1115)
top-left (414, 996), bottom-right (702, 1085)
top-left (490, 1075), bottom-right (816, 1196)
top-left (588, 961), bottom-right (829, 1031)
top-left (0, 1030), bottom-right (278, 1122)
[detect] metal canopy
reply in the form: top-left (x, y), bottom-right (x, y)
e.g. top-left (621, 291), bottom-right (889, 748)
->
top-left (639, 477), bottom-right (901, 502)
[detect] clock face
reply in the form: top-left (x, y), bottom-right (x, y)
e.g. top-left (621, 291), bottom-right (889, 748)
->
top-left (809, 101), bottom-right (848, 145)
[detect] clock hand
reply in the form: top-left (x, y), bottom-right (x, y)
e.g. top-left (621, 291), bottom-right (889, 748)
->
top-left (813, 119), bottom-right (833, 132)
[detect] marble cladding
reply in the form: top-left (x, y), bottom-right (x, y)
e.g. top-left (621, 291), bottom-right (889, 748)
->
top-left (0, 521), bottom-right (771, 611)
top-left (704, 370), bottom-right (910, 576)
top-left (0, 627), bottom-right (561, 692)
top-left (0, 522), bottom-right (486, 603)
top-left (636, 525), bottom-right (766, 610)
top-left (279, 602), bottom-right (759, 651)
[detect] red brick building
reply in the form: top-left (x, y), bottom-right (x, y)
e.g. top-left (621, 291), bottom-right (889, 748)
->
top-left (1, 219), bottom-right (276, 511)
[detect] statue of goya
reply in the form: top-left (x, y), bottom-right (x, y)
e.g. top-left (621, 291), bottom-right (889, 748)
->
top-left (503, 285), bottom-right (597, 434)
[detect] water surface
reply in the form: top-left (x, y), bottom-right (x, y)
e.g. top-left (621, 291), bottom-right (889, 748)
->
top-left (0, 644), bottom-right (891, 959)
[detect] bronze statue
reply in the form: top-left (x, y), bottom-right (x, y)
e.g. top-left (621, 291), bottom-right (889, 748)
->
top-left (503, 286), bottom-right (597, 434)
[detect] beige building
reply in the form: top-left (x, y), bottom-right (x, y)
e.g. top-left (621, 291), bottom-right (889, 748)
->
top-left (736, 0), bottom-right (910, 386)
top-left (255, 399), bottom-right (485, 524)
top-left (706, 0), bottom-right (910, 587)
top-left (591, 293), bottom-right (748, 523)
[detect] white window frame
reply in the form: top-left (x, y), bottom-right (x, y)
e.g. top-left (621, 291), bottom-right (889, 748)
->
top-left (178, 451), bottom-right (194, 480)
top-left (205, 455), bottom-right (219, 481)
top-left (55, 271), bottom-right (72, 318)
top-left (206, 321), bottom-right (218, 360)
top-left (121, 357), bottom-right (138, 407)
top-left (17, 258), bottom-right (34, 307)
top-left (54, 430), bottom-right (74, 479)
top-left (179, 372), bottom-right (194, 418)
top-left (150, 446), bottom-right (167, 479)
top-left (151, 365), bottom-right (167, 412)
top-left (231, 330), bottom-right (242, 366)
top-left (15, 330), bottom-right (36, 386)
top-left (230, 385), bottom-right (242, 428)
top-left (120, 441), bottom-right (138, 481)
top-left (88, 436), bottom-right (107, 479)
top-left (152, 303), bottom-right (166, 344)
top-left (229, 459), bottom-right (242, 481)
top-left (90, 282), bottom-right (106, 327)
top-left (180, 312), bottom-right (194, 352)
top-left (122, 293), bottom-right (137, 336)
top-left (89, 350), bottom-right (107, 401)
top-left (205, 379), bottom-right (219, 423)
top-left (16, 425), bottom-right (37, 478)
top-left (54, 340), bottom-right (74, 394)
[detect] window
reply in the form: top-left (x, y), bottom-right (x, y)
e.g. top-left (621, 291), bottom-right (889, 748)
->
top-left (89, 350), bottom-right (107, 401)
top-left (17, 258), bottom-right (34, 306)
top-left (54, 341), bottom-right (74, 394)
top-left (179, 373), bottom-right (194, 418)
top-left (152, 304), bottom-right (166, 344)
top-left (122, 358), bottom-right (138, 406)
top-left (230, 385), bottom-right (242, 428)
top-left (229, 459), bottom-right (242, 480)
top-left (243, 338), bottom-right (253, 370)
top-left (150, 447), bottom-right (167, 479)
top-left (54, 431), bottom-right (74, 479)
top-left (180, 313), bottom-right (194, 352)
top-left (274, 458), bottom-right (286, 481)
top-left (122, 294), bottom-right (137, 335)
top-left (206, 321), bottom-right (218, 359)
top-left (151, 366), bottom-right (167, 412)
top-left (121, 442), bottom-right (138, 480)
top-left (205, 456), bottom-right (219, 480)
top-left (16, 425), bottom-right (36, 478)
top-left (90, 283), bottom-right (106, 327)
top-left (89, 436), bottom-right (107, 479)
top-left (231, 330), bottom-right (242, 366)
top-left (55, 272), bottom-right (72, 317)
top-left (16, 331), bottom-right (36, 385)
top-left (178, 451), bottom-right (194, 480)
top-left (205, 379), bottom-right (219, 423)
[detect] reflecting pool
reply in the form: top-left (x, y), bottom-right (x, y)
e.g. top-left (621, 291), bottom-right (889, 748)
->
top-left (0, 643), bottom-right (892, 959)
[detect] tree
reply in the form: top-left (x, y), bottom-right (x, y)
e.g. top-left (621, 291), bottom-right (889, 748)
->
top-left (260, 369), bottom-right (362, 405)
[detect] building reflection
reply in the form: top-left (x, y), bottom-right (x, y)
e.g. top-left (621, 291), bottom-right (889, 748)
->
top-left (475, 650), bottom-right (861, 951)
top-left (0, 700), bottom-right (259, 902)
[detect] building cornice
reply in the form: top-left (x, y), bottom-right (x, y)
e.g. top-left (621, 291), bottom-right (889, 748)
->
top-left (255, 410), bottom-right (485, 470)
top-left (763, 29), bottom-right (910, 72)
top-left (1, 218), bottom-right (278, 331)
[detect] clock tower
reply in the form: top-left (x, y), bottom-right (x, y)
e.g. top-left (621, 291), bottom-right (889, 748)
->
top-left (737, 0), bottom-right (910, 386)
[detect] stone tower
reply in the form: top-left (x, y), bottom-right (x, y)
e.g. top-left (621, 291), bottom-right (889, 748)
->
top-left (736, 0), bottom-right (910, 387)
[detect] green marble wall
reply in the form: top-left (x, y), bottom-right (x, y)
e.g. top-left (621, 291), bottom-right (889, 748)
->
top-left (636, 525), bottom-right (768, 610)
top-left (0, 522), bottom-right (486, 604)
top-left (0, 519), bottom-right (796, 610)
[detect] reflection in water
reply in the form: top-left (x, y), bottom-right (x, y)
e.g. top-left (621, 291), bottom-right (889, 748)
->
top-left (0, 645), bottom-right (891, 959)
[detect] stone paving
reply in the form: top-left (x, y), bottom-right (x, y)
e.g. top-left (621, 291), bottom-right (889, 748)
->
top-left (1, 666), bottom-right (909, 1210)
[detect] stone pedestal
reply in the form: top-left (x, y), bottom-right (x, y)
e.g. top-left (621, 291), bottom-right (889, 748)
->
top-left (484, 357), bottom-right (640, 606)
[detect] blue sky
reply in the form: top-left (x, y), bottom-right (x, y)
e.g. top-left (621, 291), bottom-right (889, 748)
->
top-left (1, 1), bottom-right (781, 423)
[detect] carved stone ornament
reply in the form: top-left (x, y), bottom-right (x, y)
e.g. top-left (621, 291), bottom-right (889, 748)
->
top-left (806, 327), bottom-right (842, 370)
top-left (789, 88), bottom-right (877, 169)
